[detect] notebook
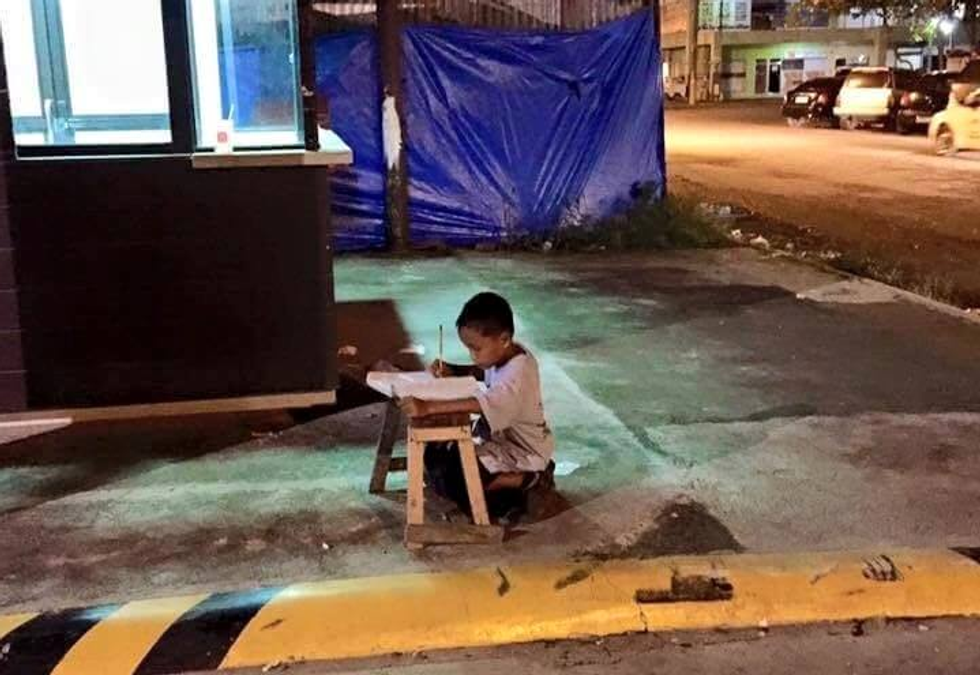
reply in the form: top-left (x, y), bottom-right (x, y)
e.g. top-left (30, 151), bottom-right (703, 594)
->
top-left (365, 371), bottom-right (482, 401)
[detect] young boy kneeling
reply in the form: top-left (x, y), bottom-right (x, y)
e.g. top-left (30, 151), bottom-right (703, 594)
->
top-left (399, 292), bottom-right (555, 520)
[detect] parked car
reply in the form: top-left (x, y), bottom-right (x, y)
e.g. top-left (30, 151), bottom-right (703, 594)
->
top-left (896, 72), bottom-right (954, 135)
top-left (664, 75), bottom-right (687, 101)
top-left (950, 59), bottom-right (980, 104)
top-left (782, 76), bottom-right (845, 127)
top-left (834, 67), bottom-right (917, 130)
top-left (929, 64), bottom-right (980, 155)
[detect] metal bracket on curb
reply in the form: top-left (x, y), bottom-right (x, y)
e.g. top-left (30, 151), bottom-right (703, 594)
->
top-left (862, 555), bottom-right (902, 582)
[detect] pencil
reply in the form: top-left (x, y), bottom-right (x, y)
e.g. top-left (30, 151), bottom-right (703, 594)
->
top-left (438, 324), bottom-right (443, 377)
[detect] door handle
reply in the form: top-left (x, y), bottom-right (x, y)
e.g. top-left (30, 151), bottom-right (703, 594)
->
top-left (43, 98), bottom-right (55, 144)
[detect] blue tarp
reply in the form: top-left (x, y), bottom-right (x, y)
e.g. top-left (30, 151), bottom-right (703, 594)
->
top-left (315, 10), bottom-right (665, 250)
top-left (316, 32), bottom-right (388, 251)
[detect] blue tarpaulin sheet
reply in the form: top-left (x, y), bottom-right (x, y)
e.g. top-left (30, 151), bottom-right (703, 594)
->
top-left (316, 10), bottom-right (664, 250)
top-left (316, 32), bottom-right (388, 251)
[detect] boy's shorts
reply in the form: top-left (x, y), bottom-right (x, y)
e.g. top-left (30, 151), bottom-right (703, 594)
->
top-left (424, 442), bottom-right (554, 518)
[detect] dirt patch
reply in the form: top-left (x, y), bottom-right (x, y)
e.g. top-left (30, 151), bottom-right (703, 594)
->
top-left (577, 500), bottom-right (744, 561)
top-left (0, 504), bottom-right (404, 609)
top-left (669, 174), bottom-right (980, 310)
top-left (847, 441), bottom-right (959, 476)
top-left (627, 501), bottom-right (744, 557)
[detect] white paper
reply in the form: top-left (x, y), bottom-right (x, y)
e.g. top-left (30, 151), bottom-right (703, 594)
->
top-left (366, 371), bottom-right (481, 401)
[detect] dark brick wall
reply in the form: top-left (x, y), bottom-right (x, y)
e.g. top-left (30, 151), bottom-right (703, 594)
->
top-left (7, 159), bottom-right (336, 409)
top-left (0, 31), bottom-right (28, 411)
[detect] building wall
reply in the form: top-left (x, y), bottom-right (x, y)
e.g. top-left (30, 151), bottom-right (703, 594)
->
top-left (7, 159), bottom-right (337, 409)
top-left (725, 42), bottom-right (875, 97)
top-left (661, 0), bottom-right (690, 34)
top-left (659, 0), bottom-right (916, 100)
top-left (0, 30), bottom-right (27, 411)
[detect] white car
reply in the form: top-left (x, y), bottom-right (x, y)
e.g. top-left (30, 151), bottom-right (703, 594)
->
top-left (834, 67), bottom-right (916, 130)
top-left (928, 85), bottom-right (980, 156)
top-left (664, 75), bottom-right (687, 101)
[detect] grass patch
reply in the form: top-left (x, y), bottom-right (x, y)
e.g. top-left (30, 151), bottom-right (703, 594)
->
top-left (835, 254), bottom-right (962, 307)
top-left (502, 190), bottom-right (729, 253)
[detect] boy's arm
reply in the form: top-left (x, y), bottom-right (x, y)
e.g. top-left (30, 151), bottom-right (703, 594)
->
top-left (400, 397), bottom-right (482, 418)
top-left (431, 360), bottom-right (484, 381)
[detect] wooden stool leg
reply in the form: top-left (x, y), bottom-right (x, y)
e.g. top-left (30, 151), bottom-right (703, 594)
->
top-left (406, 438), bottom-right (426, 528)
top-left (370, 400), bottom-right (402, 494)
top-left (458, 438), bottom-right (490, 526)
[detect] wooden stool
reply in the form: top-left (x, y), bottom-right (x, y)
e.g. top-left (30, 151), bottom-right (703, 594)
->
top-left (369, 400), bottom-right (405, 495)
top-left (369, 402), bottom-right (502, 547)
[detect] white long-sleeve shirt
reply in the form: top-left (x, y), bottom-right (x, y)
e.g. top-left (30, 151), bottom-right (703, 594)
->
top-left (474, 347), bottom-right (555, 473)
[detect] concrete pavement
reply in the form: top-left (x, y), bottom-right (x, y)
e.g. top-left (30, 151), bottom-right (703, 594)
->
top-left (1, 250), bottom-right (978, 618)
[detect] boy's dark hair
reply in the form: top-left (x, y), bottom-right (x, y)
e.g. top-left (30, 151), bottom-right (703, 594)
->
top-left (456, 292), bottom-right (514, 337)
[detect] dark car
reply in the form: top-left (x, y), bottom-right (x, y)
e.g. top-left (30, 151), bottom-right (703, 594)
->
top-left (950, 59), bottom-right (980, 103)
top-left (782, 76), bottom-right (845, 127)
top-left (896, 72), bottom-right (954, 134)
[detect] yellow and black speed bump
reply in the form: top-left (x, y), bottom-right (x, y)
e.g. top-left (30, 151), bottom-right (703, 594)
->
top-left (0, 604), bottom-right (120, 675)
top-left (2, 547), bottom-right (980, 675)
top-left (0, 589), bottom-right (278, 675)
top-left (132, 588), bottom-right (281, 675)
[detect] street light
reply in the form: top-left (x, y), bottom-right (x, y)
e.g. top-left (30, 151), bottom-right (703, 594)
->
top-left (937, 17), bottom-right (956, 70)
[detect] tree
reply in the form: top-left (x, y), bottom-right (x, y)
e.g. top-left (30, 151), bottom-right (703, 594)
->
top-left (965, 0), bottom-right (979, 46)
top-left (794, 0), bottom-right (949, 29)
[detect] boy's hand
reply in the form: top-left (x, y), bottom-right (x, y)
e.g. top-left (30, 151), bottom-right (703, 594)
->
top-left (398, 397), bottom-right (430, 418)
top-left (428, 359), bottom-right (452, 378)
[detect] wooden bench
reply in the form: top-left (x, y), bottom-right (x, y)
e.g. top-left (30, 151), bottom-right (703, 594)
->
top-left (370, 401), bottom-right (503, 547)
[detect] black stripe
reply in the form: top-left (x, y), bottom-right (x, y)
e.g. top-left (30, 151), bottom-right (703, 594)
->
top-left (953, 547), bottom-right (980, 565)
top-left (134, 587), bottom-right (282, 675)
top-left (0, 604), bottom-right (120, 675)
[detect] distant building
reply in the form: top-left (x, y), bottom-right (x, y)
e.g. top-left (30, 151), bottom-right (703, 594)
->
top-left (660, 0), bottom-right (957, 100)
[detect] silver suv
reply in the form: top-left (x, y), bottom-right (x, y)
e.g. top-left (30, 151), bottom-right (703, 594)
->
top-left (834, 67), bottom-right (917, 131)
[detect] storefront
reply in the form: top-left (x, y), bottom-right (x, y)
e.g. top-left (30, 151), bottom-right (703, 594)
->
top-left (0, 0), bottom-right (351, 416)
top-left (725, 42), bottom-right (874, 97)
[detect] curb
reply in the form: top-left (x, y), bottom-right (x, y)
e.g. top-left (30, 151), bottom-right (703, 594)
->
top-left (2, 548), bottom-right (979, 674)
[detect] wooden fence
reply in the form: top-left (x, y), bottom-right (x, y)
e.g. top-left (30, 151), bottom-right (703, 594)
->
top-left (312, 1), bottom-right (651, 30)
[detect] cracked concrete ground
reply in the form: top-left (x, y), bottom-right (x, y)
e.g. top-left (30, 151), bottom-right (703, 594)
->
top-left (1, 249), bottom-right (978, 613)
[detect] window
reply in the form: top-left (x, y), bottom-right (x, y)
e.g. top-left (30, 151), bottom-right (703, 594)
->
top-left (894, 71), bottom-right (916, 90)
top-left (188, 0), bottom-right (302, 149)
top-left (0, 0), bottom-right (172, 147)
top-left (698, 0), bottom-right (751, 29)
top-left (845, 71), bottom-right (889, 89)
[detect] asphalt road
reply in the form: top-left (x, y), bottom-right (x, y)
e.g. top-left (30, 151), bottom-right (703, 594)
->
top-left (223, 618), bottom-right (980, 675)
top-left (666, 101), bottom-right (980, 307)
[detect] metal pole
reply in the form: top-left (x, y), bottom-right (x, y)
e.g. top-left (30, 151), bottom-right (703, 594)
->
top-left (687, 0), bottom-right (699, 104)
top-left (378, 0), bottom-right (411, 251)
top-left (713, 0), bottom-right (724, 101)
top-left (0, 21), bottom-right (15, 162)
top-left (297, 0), bottom-right (320, 150)
top-left (647, 0), bottom-right (662, 37)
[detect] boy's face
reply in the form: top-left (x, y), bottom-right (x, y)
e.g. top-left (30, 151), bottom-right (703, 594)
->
top-left (458, 325), bottom-right (511, 370)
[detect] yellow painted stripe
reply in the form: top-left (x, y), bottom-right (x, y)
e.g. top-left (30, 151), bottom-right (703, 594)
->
top-left (634, 549), bottom-right (980, 631)
top-left (0, 612), bottom-right (37, 640)
top-left (221, 560), bottom-right (654, 668)
top-left (3, 548), bottom-right (979, 674)
top-left (221, 549), bottom-right (980, 669)
top-left (50, 594), bottom-right (209, 675)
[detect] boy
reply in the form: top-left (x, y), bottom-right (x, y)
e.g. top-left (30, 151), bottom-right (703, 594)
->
top-left (398, 292), bottom-right (555, 519)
